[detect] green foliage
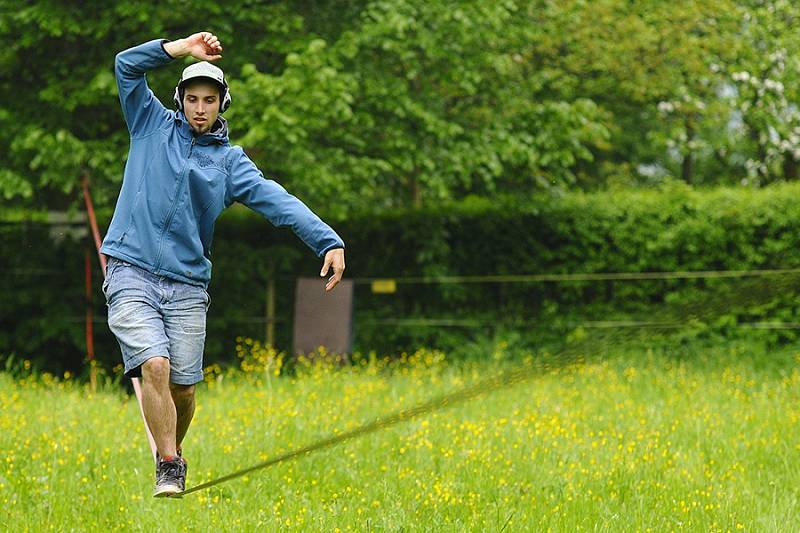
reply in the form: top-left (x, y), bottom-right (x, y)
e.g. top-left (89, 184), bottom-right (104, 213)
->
top-left (725, 0), bottom-right (800, 183)
top-left (231, 0), bottom-right (610, 214)
top-left (0, 0), bottom-right (340, 207)
top-left (8, 0), bottom-right (795, 213)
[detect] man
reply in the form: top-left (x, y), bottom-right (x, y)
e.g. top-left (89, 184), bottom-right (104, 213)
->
top-left (101, 32), bottom-right (345, 497)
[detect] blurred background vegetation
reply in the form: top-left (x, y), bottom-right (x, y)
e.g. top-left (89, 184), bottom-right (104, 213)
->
top-left (3, 0), bottom-right (800, 375)
top-left (3, 0), bottom-right (800, 210)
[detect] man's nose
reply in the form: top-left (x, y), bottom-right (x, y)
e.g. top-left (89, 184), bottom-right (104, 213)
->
top-left (196, 102), bottom-right (206, 114)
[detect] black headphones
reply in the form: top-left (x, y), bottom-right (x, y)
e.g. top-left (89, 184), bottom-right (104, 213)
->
top-left (173, 78), bottom-right (231, 114)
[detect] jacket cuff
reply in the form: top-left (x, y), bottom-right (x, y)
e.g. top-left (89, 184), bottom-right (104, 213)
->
top-left (320, 243), bottom-right (345, 256)
top-left (160, 39), bottom-right (175, 59)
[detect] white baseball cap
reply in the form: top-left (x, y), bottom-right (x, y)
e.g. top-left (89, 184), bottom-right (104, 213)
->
top-left (174, 61), bottom-right (231, 113)
top-left (178, 61), bottom-right (227, 89)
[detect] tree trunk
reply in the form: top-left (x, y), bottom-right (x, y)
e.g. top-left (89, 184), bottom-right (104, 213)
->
top-left (681, 116), bottom-right (694, 184)
top-left (409, 171), bottom-right (421, 208)
top-left (783, 152), bottom-right (798, 180)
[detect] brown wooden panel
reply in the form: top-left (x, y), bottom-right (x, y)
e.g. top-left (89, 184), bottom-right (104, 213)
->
top-left (293, 277), bottom-right (354, 357)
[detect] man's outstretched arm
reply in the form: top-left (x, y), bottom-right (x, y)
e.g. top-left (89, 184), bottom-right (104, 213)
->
top-left (226, 148), bottom-right (346, 291)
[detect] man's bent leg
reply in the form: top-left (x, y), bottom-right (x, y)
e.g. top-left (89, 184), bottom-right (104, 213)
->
top-left (141, 357), bottom-right (178, 458)
top-left (170, 383), bottom-right (195, 449)
top-left (162, 279), bottom-right (207, 454)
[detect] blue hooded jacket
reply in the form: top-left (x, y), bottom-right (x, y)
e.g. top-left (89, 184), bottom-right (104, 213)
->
top-left (100, 39), bottom-right (344, 288)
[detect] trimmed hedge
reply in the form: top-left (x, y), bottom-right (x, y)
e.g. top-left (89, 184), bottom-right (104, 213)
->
top-left (4, 182), bottom-right (800, 375)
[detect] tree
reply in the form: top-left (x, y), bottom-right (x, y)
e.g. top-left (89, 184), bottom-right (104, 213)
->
top-left (2, 0), bottom-right (794, 216)
top-left (726, 1), bottom-right (800, 184)
top-left (229, 0), bottom-right (610, 213)
top-left (518, 0), bottom-right (743, 186)
top-left (0, 0), bottom-right (317, 207)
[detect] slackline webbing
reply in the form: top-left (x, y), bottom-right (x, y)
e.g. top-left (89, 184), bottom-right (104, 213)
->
top-left (178, 357), bottom-right (556, 496)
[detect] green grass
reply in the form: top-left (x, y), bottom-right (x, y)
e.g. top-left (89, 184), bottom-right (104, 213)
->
top-left (2, 341), bottom-right (800, 532)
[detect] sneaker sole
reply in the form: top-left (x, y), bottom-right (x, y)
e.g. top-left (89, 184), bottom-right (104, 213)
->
top-left (153, 484), bottom-right (184, 498)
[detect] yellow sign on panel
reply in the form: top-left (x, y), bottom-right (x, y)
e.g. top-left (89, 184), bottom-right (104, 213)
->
top-left (371, 279), bottom-right (397, 294)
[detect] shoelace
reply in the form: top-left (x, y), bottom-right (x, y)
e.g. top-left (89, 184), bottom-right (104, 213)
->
top-left (159, 460), bottom-right (185, 479)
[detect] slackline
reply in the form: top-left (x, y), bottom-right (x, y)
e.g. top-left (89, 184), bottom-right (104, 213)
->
top-left (177, 358), bottom-right (549, 496)
top-left (176, 270), bottom-right (800, 496)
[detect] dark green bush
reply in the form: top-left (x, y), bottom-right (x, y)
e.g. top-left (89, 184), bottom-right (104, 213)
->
top-left (4, 182), bottom-right (800, 374)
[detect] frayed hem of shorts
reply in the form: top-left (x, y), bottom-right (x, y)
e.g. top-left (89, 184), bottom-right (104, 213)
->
top-left (123, 349), bottom-right (170, 379)
top-left (168, 373), bottom-right (204, 386)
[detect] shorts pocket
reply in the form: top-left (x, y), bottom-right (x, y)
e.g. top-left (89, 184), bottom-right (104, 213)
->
top-left (102, 259), bottom-right (135, 303)
top-left (178, 288), bottom-right (208, 334)
top-left (102, 261), bottom-right (118, 298)
top-left (178, 304), bottom-right (207, 334)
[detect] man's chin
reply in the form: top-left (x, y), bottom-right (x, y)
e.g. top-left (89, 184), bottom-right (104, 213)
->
top-left (191, 121), bottom-right (210, 134)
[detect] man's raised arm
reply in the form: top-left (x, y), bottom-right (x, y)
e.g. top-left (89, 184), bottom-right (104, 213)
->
top-left (116, 32), bottom-right (223, 138)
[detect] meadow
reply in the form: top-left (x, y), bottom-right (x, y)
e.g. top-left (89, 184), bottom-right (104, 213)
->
top-left (2, 338), bottom-right (800, 532)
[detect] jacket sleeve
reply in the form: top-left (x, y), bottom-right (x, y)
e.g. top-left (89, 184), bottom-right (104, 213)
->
top-left (226, 147), bottom-right (345, 257)
top-left (115, 39), bottom-right (175, 138)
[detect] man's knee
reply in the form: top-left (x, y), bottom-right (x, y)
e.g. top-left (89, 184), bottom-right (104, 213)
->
top-left (170, 383), bottom-right (195, 406)
top-left (141, 356), bottom-right (170, 383)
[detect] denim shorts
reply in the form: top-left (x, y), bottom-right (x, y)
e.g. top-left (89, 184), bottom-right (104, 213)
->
top-left (103, 257), bottom-right (210, 385)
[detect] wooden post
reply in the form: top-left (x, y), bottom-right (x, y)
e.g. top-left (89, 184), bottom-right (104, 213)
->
top-left (266, 277), bottom-right (275, 347)
top-left (82, 175), bottom-right (107, 276)
top-left (84, 247), bottom-right (97, 392)
top-left (82, 174), bottom-right (157, 463)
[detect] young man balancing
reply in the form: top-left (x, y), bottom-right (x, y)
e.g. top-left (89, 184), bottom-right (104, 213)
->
top-left (101, 32), bottom-right (346, 497)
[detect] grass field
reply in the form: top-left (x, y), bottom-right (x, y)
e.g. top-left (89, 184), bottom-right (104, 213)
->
top-left (2, 339), bottom-right (800, 532)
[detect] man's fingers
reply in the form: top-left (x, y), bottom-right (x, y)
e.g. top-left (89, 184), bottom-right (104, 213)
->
top-left (320, 257), bottom-right (332, 277)
top-left (322, 249), bottom-right (345, 291)
top-left (193, 32), bottom-right (223, 56)
top-left (325, 261), bottom-right (345, 291)
top-left (325, 272), bottom-right (342, 292)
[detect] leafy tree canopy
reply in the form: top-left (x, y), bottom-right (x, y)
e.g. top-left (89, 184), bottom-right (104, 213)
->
top-left (0, 1), bottom-right (795, 214)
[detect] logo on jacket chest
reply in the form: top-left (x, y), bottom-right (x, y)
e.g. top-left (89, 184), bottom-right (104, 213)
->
top-left (194, 151), bottom-right (222, 169)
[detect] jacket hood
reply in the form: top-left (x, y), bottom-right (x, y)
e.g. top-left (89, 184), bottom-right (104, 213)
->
top-left (175, 111), bottom-right (229, 145)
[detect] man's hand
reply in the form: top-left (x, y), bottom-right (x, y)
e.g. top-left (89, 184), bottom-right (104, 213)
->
top-left (164, 32), bottom-right (223, 61)
top-left (320, 248), bottom-right (345, 292)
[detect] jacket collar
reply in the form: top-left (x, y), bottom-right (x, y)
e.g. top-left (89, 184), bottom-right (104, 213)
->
top-left (174, 111), bottom-right (229, 145)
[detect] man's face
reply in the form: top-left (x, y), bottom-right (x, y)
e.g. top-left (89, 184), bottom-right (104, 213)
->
top-left (183, 80), bottom-right (221, 134)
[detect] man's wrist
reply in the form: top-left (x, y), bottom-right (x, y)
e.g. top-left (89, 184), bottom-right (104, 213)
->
top-left (163, 39), bottom-right (189, 59)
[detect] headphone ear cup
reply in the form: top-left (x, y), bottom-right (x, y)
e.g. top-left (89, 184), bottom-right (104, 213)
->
top-left (220, 91), bottom-right (231, 113)
top-left (173, 86), bottom-right (182, 111)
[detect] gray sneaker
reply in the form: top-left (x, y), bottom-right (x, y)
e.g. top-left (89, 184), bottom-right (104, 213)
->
top-left (153, 456), bottom-right (187, 498)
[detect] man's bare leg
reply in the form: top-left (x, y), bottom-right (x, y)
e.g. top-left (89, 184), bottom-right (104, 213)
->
top-left (170, 383), bottom-right (195, 450)
top-left (140, 357), bottom-right (178, 458)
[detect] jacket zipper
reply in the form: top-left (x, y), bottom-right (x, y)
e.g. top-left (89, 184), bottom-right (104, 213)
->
top-left (154, 136), bottom-right (195, 271)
